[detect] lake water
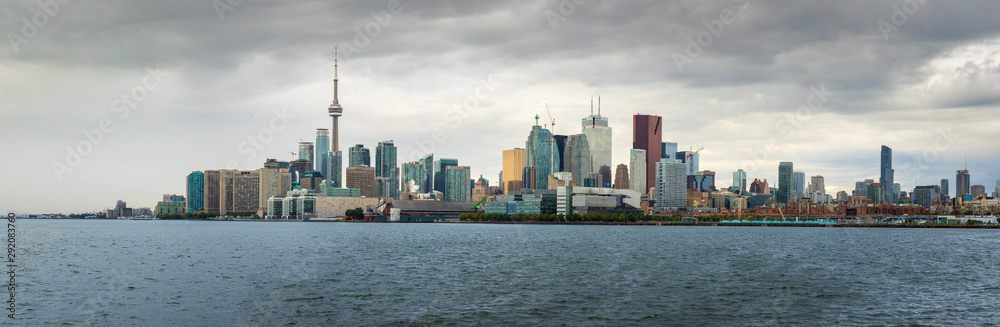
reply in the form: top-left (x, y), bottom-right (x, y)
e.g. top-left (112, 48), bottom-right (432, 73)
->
top-left (14, 220), bottom-right (1000, 326)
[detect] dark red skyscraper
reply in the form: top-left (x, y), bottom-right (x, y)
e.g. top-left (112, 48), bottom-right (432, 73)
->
top-left (633, 114), bottom-right (662, 190)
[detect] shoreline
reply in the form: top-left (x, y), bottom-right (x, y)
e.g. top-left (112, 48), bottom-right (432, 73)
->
top-left (438, 220), bottom-right (1000, 228)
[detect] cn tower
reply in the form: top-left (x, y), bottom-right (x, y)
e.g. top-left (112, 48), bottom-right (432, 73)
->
top-left (328, 47), bottom-right (343, 152)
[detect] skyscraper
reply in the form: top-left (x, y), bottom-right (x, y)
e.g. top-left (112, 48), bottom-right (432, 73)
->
top-left (654, 158), bottom-right (686, 211)
top-left (186, 171), bottom-right (204, 213)
top-left (732, 169), bottom-right (747, 194)
top-left (346, 166), bottom-right (375, 197)
top-left (581, 98), bottom-right (611, 174)
top-left (880, 145), bottom-right (895, 204)
top-left (525, 116), bottom-right (557, 190)
top-left (315, 129), bottom-right (330, 180)
top-left (956, 169), bottom-right (970, 198)
top-left (629, 149), bottom-right (647, 195)
top-left (434, 158), bottom-right (459, 193)
top-left (328, 151), bottom-right (342, 187)
top-left (401, 161), bottom-right (425, 193)
top-left (553, 135), bottom-right (567, 172)
top-left (971, 185), bottom-right (986, 198)
top-left (633, 114), bottom-right (663, 190)
top-left (375, 140), bottom-right (398, 199)
top-left (792, 171), bottom-right (805, 199)
top-left (778, 162), bottom-right (793, 203)
top-left (661, 142), bottom-right (678, 160)
top-left (502, 148), bottom-right (525, 194)
top-left (326, 48), bottom-right (345, 189)
top-left (941, 178), bottom-right (949, 197)
top-left (913, 185), bottom-right (936, 209)
top-left (598, 165), bottom-right (612, 188)
top-left (298, 142), bottom-right (314, 171)
top-left (614, 164), bottom-right (629, 190)
top-left (444, 166), bottom-right (471, 202)
top-left (420, 154), bottom-right (434, 193)
top-left (868, 183), bottom-right (885, 205)
top-left (810, 175), bottom-right (825, 194)
top-left (349, 144), bottom-right (370, 167)
top-left (563, 134), bottom-right (591, 186)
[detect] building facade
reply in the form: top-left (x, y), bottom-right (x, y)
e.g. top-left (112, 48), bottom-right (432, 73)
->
top-left (349, 144), bottom-right (370, 168)
top-left (502, 148), bottom-right (526, 195)
top-left (654, 158), bottom-right (686, 211)
top-left (633, 114), bottom-right (662, 191)
top-left (629, 149), bottom-right (647, 195)
top-left (956, 169), bottom-right (971, 198)
top-left (614, 164), bottom-right (629, 190)
top-left (434, 158), bottom-right (459, 193)
top-left (778, 162), bottom-right (793, 203)
top-left (346, 166), bottom-right (376, 197)
top-left (186, 171), bottom-right (204, 213)
top-left (581, 109), bottom-right (611, 174)
top-left (525, 120), bottom-right (557, 190)
top-left (444, 166), bottom-right (471, 202)
top-left (375, 140), bottom-right (399, 199)
top-left (563, 134), bottom-right (591, 186)
top-left (733, 169), bottom-right (747, 195)
top-left (881, 145), bottom-right (895, 204)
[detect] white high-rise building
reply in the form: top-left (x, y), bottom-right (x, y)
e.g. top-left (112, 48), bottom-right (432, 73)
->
top-left (629, 149), bottom-right (647, 195)
top-left (733, 169), bottom-right (747, 194)
top-left (655, 158), bottom-right (686, 211)
top-left (581, 97), bottom-right (611, 174)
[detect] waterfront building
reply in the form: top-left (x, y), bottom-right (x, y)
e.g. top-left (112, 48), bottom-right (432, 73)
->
top-left (186, 171), bottom-right (204, 213)
top-left (629, 149), bottom-right (647, 195)
top-left (956, 169), bottom-right (971, 198)
top-left (375, 140), bottom-right (399, 199)
top-left (258, 159), bottom-right (293, 217)
top-left (315, 129), bottom-right (330, 180)
top-left (880, 145), bottom-right (896, 204)
top-left (810, 175), bottom-right (825, 194)
top-left (581, 100), bottom-right (611, 174)
top-left (732, 169), bottom-right (747, 195)
top-left (232, 170), bottom-right (261, 213)
top-left (556, 186), bottom-right (641, 215)
top-left (486, 189), bottom-right (558, 215)
top-left (525, 116), bottom-right (558, 190)
top-left (614, 164), bottom-right (629, 190)
top-left (298, 141), bottom-right (314, 171)
top-left (346, 166), bottom-right (376, 197)
top-left (444, 166), bottom-right (471, 202)
top-left (318, 180), bottom-right (361, 197)
top-left (778, 162), bottom-right (794, 203)
top-left (654, 158), bottom-right (686, 211)
top-left (502, 148), bottom-right (526, 194)
top-left (434, 158), bottom-right (459, 193)
top-left (154, 201), bottom-right (186, 217)
top-left (349, 144), bottom-right (370, 167)
top-left (633, 114), bottom-right (663, 191)
top-left (562, 134), bottom-right (591, 186)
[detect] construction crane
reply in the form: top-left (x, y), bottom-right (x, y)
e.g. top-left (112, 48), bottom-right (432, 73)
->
top-left (471, 197), bottom-right (488, 212)
top-left (545, 103), bottom-right (556, 132)
top-left (686, 146), bottom-right (704, 174)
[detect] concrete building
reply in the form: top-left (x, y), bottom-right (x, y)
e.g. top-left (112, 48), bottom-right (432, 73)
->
top-left (778, 162), bottom-right (793, 203)
top-left (556, 186), bottom-right (641, 215)
top-left (327, 48), bottom-right (345, 187)
top-left (971, 185), bottom-right (986, 198)
top-left (502, 148), bottom-right (526, 195)
top-left (629, 149), bottom-right (647, 195)
top-left (598, 165), bottom-right (612, 188)
top-left (257, 159), bottom-right (293, 217)
top-left (749, 178), bottom-right (769, 194)
top-left (186, 171), bottom-right (204, 213)
top-left (581, 99), bottom-right (611, 174)
top-left (445, 166), bottom-right (471, 202)
top-left (654, 158), bottom-right (686, 211)
top-left (810, 175), bottom-right (825, 195)
top-left (313, 195), bottom-right (380, 218)
top-left (912, 185), bottom-right (937, 209)
top-left (155, 201), bottom-right (186, 217)
top-left (633, 114), bottom-right (663, 191)
top-left (346, 166), bottom-right (376, 197)
top-left (614, 164), bottom-right (629, 190)
top-left (868, 183), bottom-right (885, 205)
top-left (563, 134), bottom-right (591, 186)
top-left (299, 170), bottom-right (323, 191)
top-left (732, 169), bottom-right (747, 195)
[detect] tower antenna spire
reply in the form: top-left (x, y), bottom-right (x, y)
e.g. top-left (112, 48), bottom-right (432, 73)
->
top-left (598, 95), bottom-right (601, 116)
top-left (333, 46), bottom-right (339, 104)
top-left (590, 96), bottom-right (594, 116)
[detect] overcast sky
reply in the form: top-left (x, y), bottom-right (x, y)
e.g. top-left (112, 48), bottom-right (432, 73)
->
top-left (3, 0), bottom-right (999, 214)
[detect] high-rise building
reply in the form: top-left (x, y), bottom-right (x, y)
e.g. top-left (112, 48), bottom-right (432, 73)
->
top-left (654, 158), bottom-right (686, 211)
top-left (375, 140), bottom-right (398, 199)
top-left (732, 169), bottom-right (747, 194)
top-left (912, 186), bottom-right (937, 209)
top-left (328, 151), bottom-right (342, 187)
top-left (749, 178), bottom-right (769, 194)
top-left (810, 175), bottom-right (825, 194)
top-left (633, 114), bottom-right (663, 190)
top-left (581, 99), bottom-right (611, 174)
top-left (298, 142), bottom-right (314, 171)
top-left (553, 135), bottom-right (567, 172)
top-left (778, 162), bottom-right (793, 203)
top-left (792, 171), bottom-right (805, 200)
top-left (525, 117), bottom-right (557, 190)
top-left (186, 171), bottom-right (204, 213)
top-left (868, 183), bottom-right (885, 205)
top-left (289, 159), bottom-right (310, 183)
top-left (401, 161), bottom-right (426, 193)
top-left (686, 170), bottom-right (716, 192)
top-left (315, 129), bottom-right (330, 181)
top-left (563, 134), bottom-right (591, 186)
top-left (420, 154), bottom-right (434, 193)
top-left (676, 151), bottom-right (700, 175)
top-left (434, 158), bottom-right (459, 193)
top-left (349, 144), bottom-right (370, 167)
top-left (502, 148), bottom-right (525, 195)
top-left (614, 164), bottom-right (629, 190)
top-left (598, 165), bottom-right (612, 188)
top-left (521, 166), bottom-right (536, 190)
top-left (971, 185), bottom-right (986, 198)
top-left (880, 145), bottom-right (895, 204)
top-left (941, 179), bottom-right (949, 197)
top-left (258, 159), bottom-right (293, 217)
top-left (444, 166), bottom-right (471, 202)
top-left (661, 142), bottom-right (678, 160)
top-left (346, 166), bottom-right (376, 197)
top-left (956, 169), bottom-right (971, 198)
top-left (629, 149), bottom-right (647, 195)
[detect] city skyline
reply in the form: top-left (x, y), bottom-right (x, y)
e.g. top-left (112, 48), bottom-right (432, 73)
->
top-left (5, 1), bottom-right (1000, 213)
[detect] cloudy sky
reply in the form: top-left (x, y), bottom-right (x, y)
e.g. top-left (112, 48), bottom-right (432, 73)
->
top-left (3, 0), bottom-right (999, 213)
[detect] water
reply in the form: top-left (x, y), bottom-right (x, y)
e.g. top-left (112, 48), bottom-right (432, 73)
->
top-left (14, 220), bottom-right (1000, 326)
